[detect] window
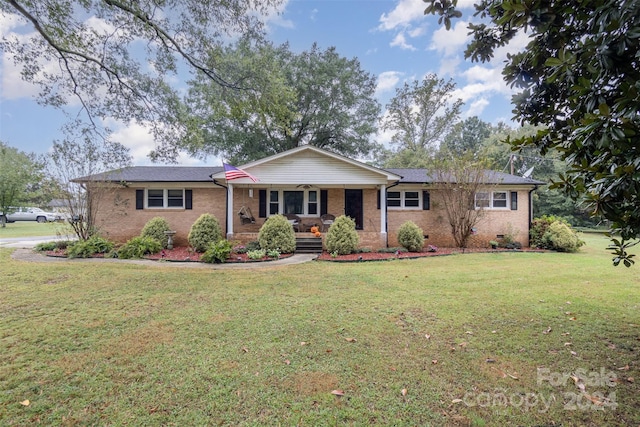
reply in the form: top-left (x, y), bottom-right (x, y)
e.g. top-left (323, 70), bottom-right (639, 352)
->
top-left (475, 191), bottom-right (509, 209)
top-left (146, 189), bottom-right (185, 208)
top-left (386, 191), bottom-right (422, 209)
top-left (267, 189), bottom-right (321, 216)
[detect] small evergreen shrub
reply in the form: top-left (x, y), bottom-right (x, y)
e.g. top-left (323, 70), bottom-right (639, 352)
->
top-left (267, 248), bottom-right (281, 258)
top-left (201, 239), bottom-right (233, 263)
top-left (325, 215), bottom-right (359, 255)
top-left (140, 217), bottom-right (171, 248)
top-left (258, 215), bottom-right (296, 253)
top-left (397, 221), bottom-right (425, 252)
top-left (188, 213), bottom-right (222, 252)
top-left (67, 236), bottom-right (115, 258)
top-left (542, 221), bottom-right (584, 252)
top-left (117, 236), bottom-right (163, 259)
top-left (34, 241), bottom-right (59, 252)
top-left (530, 215), bottom-right (570, 248)
top-left (245, 241), bottom-right (261, 251)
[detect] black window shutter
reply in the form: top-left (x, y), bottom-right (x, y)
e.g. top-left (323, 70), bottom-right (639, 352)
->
top-left (377, 190), bottom-right (380, 210)
top-left (423, 191), bottom-right (430, 210)
top-left (511, 191), bottom-right (518, 210)
top-left (259, 190), bottom-right (267, 218)
top-left (185, 189), bottom-right (192, 210)
top-left (136, 189), bottom-right (144, 210)
top-left (320, 190), bottom-right (328, 215)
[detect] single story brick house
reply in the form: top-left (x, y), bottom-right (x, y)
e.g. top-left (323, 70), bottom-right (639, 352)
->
top-left (77, 145), bottom-right (543, 250)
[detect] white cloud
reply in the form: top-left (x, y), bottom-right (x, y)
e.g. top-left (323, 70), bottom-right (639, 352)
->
top-left (438, 57), bottom-right (461, 78)
top-left (390, 32), bottom-right (416, 51)
top-left (376, 71), bottom-right (403, 95)
top-left (464, 98), bottom-right (490, 118)
top-left (378, 0), bottom-right (426, 31)
top-left (430, 20), bottom-right (470, 57)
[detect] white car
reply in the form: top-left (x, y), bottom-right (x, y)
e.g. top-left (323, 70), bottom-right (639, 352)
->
top-left (0, 207), bottom-right (61, 223)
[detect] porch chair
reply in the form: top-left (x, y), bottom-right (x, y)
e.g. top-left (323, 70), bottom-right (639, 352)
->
top-left (284, 213), bottom-right (302, 232)
top-left (238, 206), bottom-right (255, 224)
top-left (320, 213), bottom-right (335, 232)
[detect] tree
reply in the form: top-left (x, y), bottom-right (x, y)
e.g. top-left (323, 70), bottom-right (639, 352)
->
top-left (0, 142), bottom-right (42, 227)
top-left (429, 154), bottom-right (494, 248)
top-left (1, 0), bottom-right (285, 158)
top-left (381, 74), bottom-right (462, 156)
top-left (440, 116), bottom-right (492, 157)
top-left (424, 0), bottom-right (640, 265)
top-left (178, 42), bottom-right (382, 164)
top-left (47, 128), bottom-right (132, 240)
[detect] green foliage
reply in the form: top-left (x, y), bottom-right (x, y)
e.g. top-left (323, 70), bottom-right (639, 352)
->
top-left (0, 142), bottom-right (43, 226)
top-left (397, 221), bottom-right (425, 252)
top-left (245, 240), bottom-right (261, 251)
top-left (541, 221), bottom-right (584, 253)
top-left (247, 249), bottom-right (266, 260)
top-left (188, 213), bottom-right (222, 252)
top-left (325, 215), bottom-right (359, 255)
top-left (201, 240), bottom-right (233, 264)
top-left (117, 236), bottom-right (163, 259)
top-left (258, 215), bottom-right (296, 253)
top-left (425, 0), bottom-right (640, 265)
top-left (184, 42), bottom-right (382, 164)
top-left (140, 217), bottom-right (171, 248)
top-left (34, 241), bottom-right (60, 252)
top-left (66, 236), bottom-right (115, 259)
top-left (378, 246), bottom-right (406, 253)
top-left (530, 215), bottom-right (571, 249)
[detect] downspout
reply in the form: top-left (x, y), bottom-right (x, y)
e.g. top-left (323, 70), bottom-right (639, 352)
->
top-left (211, 177), bottom-right (228, 236)
top-left (528, 185), bottom-right (539, 246)
top-left (384, 180), bottom-right (401, 248)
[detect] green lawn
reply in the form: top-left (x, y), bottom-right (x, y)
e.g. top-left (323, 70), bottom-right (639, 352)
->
top-left (0, 220), bottom-right (72, 239)
top-left (1, 235), bottom-right (638, 426)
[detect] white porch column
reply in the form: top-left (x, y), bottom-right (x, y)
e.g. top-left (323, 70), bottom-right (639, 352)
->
top-left (226, 183), bottom-right (234, 239)
top-left (380, 184), bottom-right (387, 234)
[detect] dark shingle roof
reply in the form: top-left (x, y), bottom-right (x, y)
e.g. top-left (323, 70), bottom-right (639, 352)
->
top-left (385, 168), bottom-right (545, 185)
top-left (74, 166), bottom-right (223, 183)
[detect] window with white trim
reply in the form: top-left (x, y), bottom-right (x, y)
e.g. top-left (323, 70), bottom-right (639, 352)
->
top-left (268, 189), bottom-right (320, 216)
top-left (475, 191), bottom-right (509, 209)
top-left (387, 191), bottom-right (422, 209)
top-left (146, 189), bottom-right (185, 208)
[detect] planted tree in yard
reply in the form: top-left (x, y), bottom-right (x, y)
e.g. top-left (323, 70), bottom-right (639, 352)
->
top-left (49, 133), bottom-right (132, 240)
top-left (430, 155), bottom-right (494, 248)
top-left (183, 41), bottom-right (381, 164)
top-left (0, 142), bottom-right (42, 227)
top-left (424, 0), bottom-right (640, 265)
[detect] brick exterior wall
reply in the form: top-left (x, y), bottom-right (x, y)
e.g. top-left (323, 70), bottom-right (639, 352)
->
top-left (95, 185), bottom-right (532, 250)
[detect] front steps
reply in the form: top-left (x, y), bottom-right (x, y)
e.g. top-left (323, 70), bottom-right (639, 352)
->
top-left (295, 237), bottom-right (323, 253)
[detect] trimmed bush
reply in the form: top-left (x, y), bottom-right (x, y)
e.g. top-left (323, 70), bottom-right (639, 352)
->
top-left (201, 239), bottom-right (233, 264)
top-left (188, 213), bottom-right (222, 252)
top-left (397, 221), bottom-right (424, 252)
top-left (67, 236), bottom-right (115, 258)
top-left (325, 215), bottom-right (359, 255)
top-left (140, 217), bottom-right (171, 248)
top-left (258, 215), bottom-right (296, 253)
top-left (530, 215), bottom-right (570, 249)
top-left (542, 221), bottom-right (584, 252)
top-left (117, 236), bottom-right (163, 259)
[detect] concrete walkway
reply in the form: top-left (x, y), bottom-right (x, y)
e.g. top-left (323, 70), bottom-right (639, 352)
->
top-left (2, 237), bottom-right (318, 269)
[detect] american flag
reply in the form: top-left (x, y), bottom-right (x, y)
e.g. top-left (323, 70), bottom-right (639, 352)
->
top-left (223, 163), bottom-right (259, 182)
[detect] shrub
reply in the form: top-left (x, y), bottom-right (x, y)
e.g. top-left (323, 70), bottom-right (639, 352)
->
top-left (188, 213), bottom-right (222, 252)
top-left (140, 217), bottom-right (171, 248)
top-left (530, 215), bottom-right (571, 249)
top-left (201, 240), bottom-right (233, 263)
top-left (325, 215), bottom-right (359, 255)
top-left (34, 241), bottom-right (59, 252)
top-left (542, 221), bottom-right (584, 252)
top-left (267, 248), bottom-right (281, 258)
top-left (397, 221), bottom-right (424, 252)
top-left (117, 236), bottom-right (163, 259)
top-left (67, 236), bottom-right (115, 258)
top-left (258, 215), bottom-right (296, 253)
top-left (247, 249), bottom-right (266, 260)
top-left (245, 240), bottom-right (261, 251)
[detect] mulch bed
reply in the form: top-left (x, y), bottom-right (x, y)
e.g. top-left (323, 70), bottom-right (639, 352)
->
top-left (44, 246), bottom-right (545, 263)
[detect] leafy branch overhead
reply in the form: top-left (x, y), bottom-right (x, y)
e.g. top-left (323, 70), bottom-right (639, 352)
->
top-left (1, 0), bottom-right (285, 150)
top-left (424, 0), bottom-right (640, 266)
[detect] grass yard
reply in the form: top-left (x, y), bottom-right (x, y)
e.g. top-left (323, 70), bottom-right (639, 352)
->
top-left (0, 221), bottom-right (72, 239)
top-left (1, 234), bottom-right (638, 426)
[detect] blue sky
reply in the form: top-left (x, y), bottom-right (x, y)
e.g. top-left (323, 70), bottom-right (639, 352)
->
top-left (0, 0), bottom-right (527, 165)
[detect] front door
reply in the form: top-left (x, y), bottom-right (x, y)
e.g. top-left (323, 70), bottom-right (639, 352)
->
top-left (344, 189), bottom-right (363, 230)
